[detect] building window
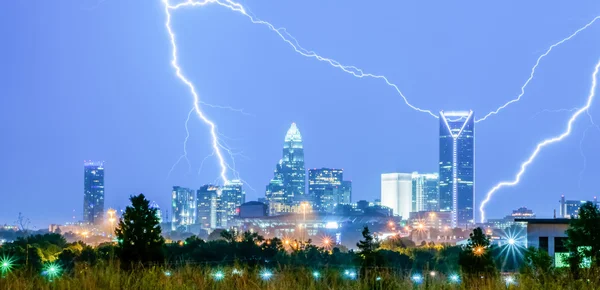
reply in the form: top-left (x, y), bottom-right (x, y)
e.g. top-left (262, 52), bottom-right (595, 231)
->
top-left (539, 237), bottom-right (549, 252)
top-left (555, 237), bottom-right (568, 253)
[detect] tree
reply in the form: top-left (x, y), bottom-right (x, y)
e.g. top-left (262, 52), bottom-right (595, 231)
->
top-left (458, 227), bottom-right (496, 276)
top-left (115, 194), bottom-right (164, 267)
top-left (521, 247), bottom-right (553, 284)
top-left (565, 201), bottom-right (600, 272)
top-left (356, 226), bottom-right (381, 277)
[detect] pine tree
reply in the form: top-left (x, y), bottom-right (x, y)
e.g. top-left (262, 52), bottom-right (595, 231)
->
top-left (356, 226), bottom-right (381, 277)
top-left (115, 194), bottom-right (164, 267)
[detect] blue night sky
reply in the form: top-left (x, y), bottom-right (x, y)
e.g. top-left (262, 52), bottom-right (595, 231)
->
top-left (1, 0), bottom-right (600, 227)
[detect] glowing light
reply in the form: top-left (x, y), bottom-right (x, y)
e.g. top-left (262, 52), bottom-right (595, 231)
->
top-left (473, 246), bottom-right (485, 256)
top-left (449, 274), bottom-right (460, 283)
top-left (343, 269), bottom-right (357, 280)
top-left (164, 271), bottom-right (172, 277)
top-left (212, 270), bottom-right (225, 281)
top-left (42, 263), bottom-right (61, 280)
top-left (475, 16), bottom-right (600, 123)
top-left (505, 276), bottom-right (516, 285)
top-left (260, 269), bottom-right (273, 281)
top-left (0, 256), bottom-right (15, 274)
top-left (480, 59), bottom-right (600, 222)
top-left (325, 221), bottom-right (339, 229)
top-left (411, 274), bottom-right (423, 284)
top-left (312, 271), bottom-right (320, 279)
top-left (508, 238), bottom-right (516, 245)
top-left (376, 276), bottom-right (382, 281)
top-left (429, 271), bottom-right (436, 277)
top-left (232, 268), bottom-right (243, 276)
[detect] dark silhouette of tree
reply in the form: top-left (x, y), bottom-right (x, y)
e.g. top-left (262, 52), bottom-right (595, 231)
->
top-left (356, 226), bottom-right (381, 277)
top-left (458, 227), bottom-right (496, 276)
top-left (115, 194), bottom-right (164, 267)
top-left (565, 201), bottom-right (600, 275)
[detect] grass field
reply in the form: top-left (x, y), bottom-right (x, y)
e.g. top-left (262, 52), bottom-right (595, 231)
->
top-left (0, 264), bottom-right (598, 290)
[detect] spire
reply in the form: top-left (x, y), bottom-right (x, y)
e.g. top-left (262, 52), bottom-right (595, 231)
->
top-left (285, 122), bottom-right (302, 142)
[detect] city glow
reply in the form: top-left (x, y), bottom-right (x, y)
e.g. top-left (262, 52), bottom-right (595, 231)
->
top-left (480, 59), bottom-right (600, 222)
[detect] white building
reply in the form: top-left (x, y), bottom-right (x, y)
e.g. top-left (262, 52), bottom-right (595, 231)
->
top-left (381, 173), bottom-right (412, 219)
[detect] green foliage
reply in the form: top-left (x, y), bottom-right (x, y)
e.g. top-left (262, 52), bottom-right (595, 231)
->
top-left (459, 227), bottom-right (497, 276)
top-left (115, 193), bottom-right (165, 267)
top-left (565, 201), bottom-right (600, 272)
top-left (521, 247), bottom-right (553, 285)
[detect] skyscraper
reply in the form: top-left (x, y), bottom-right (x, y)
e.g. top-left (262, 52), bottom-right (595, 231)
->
top-left (265, 178), bottom-right (287, 215)
top-left (381, 173), bottom-right (412, 219)
top-left (83, 161), bottom-right (105, 224)
top-left (412, 172), bottom-right (439, 212)
top-left (197, 185), bottom-right (225, 229)
top-left (341, 180), bottom-right (352, 205)
top-left (171, 186), bottom-right (195, 231)
top-left (308, 168), bottom-right (344, 212)
top-left (265, 123), bottom-right (306, 214)
top-left (439, 111), bottom-right (475, 228)
top-left (221, 180), bottom-right (245, 224)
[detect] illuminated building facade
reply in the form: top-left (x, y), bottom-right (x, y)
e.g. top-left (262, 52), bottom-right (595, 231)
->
top-left (411, 172), bottom-right (439, 212)
top-left (439, 111), bottom-right (475, 228)
top-left (266, 123), bottom-right (306, 214)
top-left (222, 180), bottom-right (245, 224)
top-left (381, 173), bottom-right (412, 219)
top-left (308, 168), bottom-right (352, 212)
top-left (83, 161), bottom-right (105, 224)
top-left (559, 195), bottom-right (599, 218)
top-left (197, 184), bottom-right (226, 229)
top-left (171, 186), bottom-right (195, 231)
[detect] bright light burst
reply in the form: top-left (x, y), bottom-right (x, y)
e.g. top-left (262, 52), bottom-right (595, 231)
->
top-left (0, 256), bottom-right (15, 274)
top-left (42, 262), bottom-right (61, 280)
top-left (312, 271), bottom-right (320, 279)
top-left (212, 270), bottom-right (225, 281)
top-left (343, 269), bottom-right (357, 280)
top-left (449, 274), bottom-right (460, 283)
top-left (497, 226), bottom-right (526, 271)
top-left (480, 59), bottom-right (600, 222)
top-left (260, 269), bottom-right (273, 281)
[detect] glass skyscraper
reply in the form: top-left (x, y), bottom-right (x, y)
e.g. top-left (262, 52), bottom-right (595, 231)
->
top-left (439, 111), bottom-right (475, 228)
top-left (412, 172), bottom-right (439, 212)
top-left (171, 186), bottom-right (195, 231)
top-left (221, 180), bottom-right (245, 224)
top-left (308, 168), bottom-right (345, 212)
top-left (83, 161), bottom-right (105, 224)
top-left (197, 185), bottom-right (225, 229)
top-left (265, 123), bottom-right (306, 214)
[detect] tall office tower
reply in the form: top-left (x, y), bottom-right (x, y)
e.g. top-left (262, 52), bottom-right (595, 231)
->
top-left (222, 180), bottom-right (245, 224)
top-left (171, 186), bottom-right (196, 231)
top-left (439, 111), bottom-right (475, 228)
top-left (265, 123), bottom-right (306, 214)
top-left (197, 185), bottom-right (226, 229)
top-left (381, 173), bottom-right (413, 219)
top-left (341, 180), bottom-right (352, 205)
top-left (412, 172), bottom-right (440, 212)
top-left (83, 161), bottom-right (105, 224)
top-left (308, 168), bottom-right (343, 212)
top-left (265, 178), bottom-right (287, 215)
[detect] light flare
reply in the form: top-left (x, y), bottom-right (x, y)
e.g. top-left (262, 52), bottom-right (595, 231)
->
top-left (480, 59), bottom-right (600, 222)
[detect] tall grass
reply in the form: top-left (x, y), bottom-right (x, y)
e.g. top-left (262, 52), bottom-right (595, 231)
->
top-left (0, 263), bottom-right (598, 290)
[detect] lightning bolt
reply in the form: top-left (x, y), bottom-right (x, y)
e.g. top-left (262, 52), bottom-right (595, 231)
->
top-left (578, 125), bottom-right (592, 188)
top-left (164, 0), bottom-right (437, 119)
top-left (164, 1), bottom-right (230, 185)
top-left (167, 107), bottom-right (195, 178)
top-left (530, 107), bottom-right (579, 119)
top-left (475, 16), bottom-right (600, 123)
top-left (480, 59), bottom-right (600, 222)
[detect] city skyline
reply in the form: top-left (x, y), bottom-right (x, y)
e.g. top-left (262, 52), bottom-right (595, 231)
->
top-left (2, 1), bottom-right (600, 227)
